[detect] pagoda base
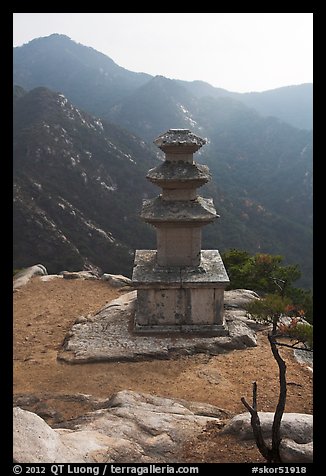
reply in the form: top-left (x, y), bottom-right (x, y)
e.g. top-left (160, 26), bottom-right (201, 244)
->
top-left (132, 250), bottom-right (230, 336)
top-left (133, 322), bottom-right (228, 335)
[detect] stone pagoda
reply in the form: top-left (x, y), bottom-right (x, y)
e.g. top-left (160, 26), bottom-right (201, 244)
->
top-left (132, 129), bottom-right (229, 334)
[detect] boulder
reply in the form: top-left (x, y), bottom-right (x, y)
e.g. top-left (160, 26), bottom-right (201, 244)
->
top-left (294, 348), bottom-right (313, 371)
top-left (13, 407), bottom-right (80, 462)
top-left (13, 265), bottom-right (47, 290)
top-left (101, 274), bottom-right (132, 287)
top-left (222, 411), bottom-right (313, 462)
top-left (224, 289), bottom-right (260, 309)
top-left (58, 291), bottom-right (257, 363)
top-left (223, 412), bottom-right (313, 443)
top-left (222, 319), bottom-right (257, 349)
top-left (14, 390), bottom-right (228, 463)
top-left (14, 406), bottom-right (144, 463)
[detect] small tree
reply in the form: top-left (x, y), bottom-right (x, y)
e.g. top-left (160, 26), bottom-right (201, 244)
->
top-left (222, 249), bottom-right (302, 297)
top-left (242, 295), bottom-right (312, 463)
top-left (246, 295), bottom-right (313, 348)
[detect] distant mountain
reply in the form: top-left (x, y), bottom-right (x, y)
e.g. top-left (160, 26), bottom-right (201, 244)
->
top-left (13, 87), bottom-right (157, 275)
top-left (13, 34), bottom-right (312, 131)
top-left (13, 34), bottom-right (151, 117)
top-left (13, 35), bottom-right (313, 287)
top-left (179, 80), bottom-right (313, 130)
top-left (238, 84), bottom-right (313, 131)
top-left (109, 75), bottom-right (199, 140)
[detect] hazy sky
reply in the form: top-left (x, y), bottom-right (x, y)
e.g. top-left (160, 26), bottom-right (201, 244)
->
top-left (13, 13), bottom-right (313, 93)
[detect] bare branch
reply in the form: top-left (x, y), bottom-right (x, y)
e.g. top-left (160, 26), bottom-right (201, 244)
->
top-left (241, 396), bottom-right (253, 414)
top-left (273, 340), bottom-right (313, 352)
top-left (241, 384), bottom-right (271, 461)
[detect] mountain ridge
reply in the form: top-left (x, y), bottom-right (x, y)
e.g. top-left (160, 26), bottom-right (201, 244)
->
top-left (13, 34), bottom-right (152, 117)
top-left (13, 34), bottom-right (312, 130)
top-left (179, 80), bottom-right (312, 130)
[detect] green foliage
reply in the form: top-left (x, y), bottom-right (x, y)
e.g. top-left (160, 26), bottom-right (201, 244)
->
top-left (285, 287), bottom-right (313, 324)
top-left (245, 293), bottom-right (313, 348)
top-left (222, 249), bottom-right (301, 294)
top-left (245, 294), bottom-right (291, 333)
top-left (220, 249), bottom-right (251, 289)
top-left (13, 86), bottom-right (157, 276)
top-left (279, 321), bottom-right (313, 350)
top-left (13, 35), bottom-right (312, 285)
top-left (226, 246), bottom-right (313, 329)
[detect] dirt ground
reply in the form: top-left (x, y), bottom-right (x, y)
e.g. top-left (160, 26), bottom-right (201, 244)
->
top-left (13, 277), bottom-right (313, 463)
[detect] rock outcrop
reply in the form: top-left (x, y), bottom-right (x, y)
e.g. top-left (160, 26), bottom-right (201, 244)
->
top-left (13, 265), bottom-right (47, 290)
top-left (14, 407), bottom-right (83, 463)
top-left (224, 289), bottom-right (260, 309)
top-left (58, 290), bottom-right (258, 363)
top-left (14, 390), bottom-right (228, 463)
top-left (101, 274), bottom-right (132, 287)
top-left (222, 411), bottom-right (313, 462)
top-left (294, 348), bottom-right (313, 371)
top-left (61, 271), bottom-right (98, 280)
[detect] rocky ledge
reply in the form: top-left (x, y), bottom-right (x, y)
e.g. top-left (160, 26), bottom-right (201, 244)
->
top-left (13, 390), bottom-right (313, 463)
top-left (14, 390), bottom-right (228, 463)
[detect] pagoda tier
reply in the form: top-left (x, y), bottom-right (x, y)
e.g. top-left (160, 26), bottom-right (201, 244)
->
top-left (141, 196), bottom-right (217, 225)
top-left (146, 162), bottom-right (211, 201)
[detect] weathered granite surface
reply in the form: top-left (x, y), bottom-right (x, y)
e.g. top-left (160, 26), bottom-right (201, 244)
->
top-left (61, 271), bottom-right (98, 280)
top-left (293, 348), bottom-right (313, 371)
top-left (223, 412), bottom-right (313, 443)
top-left (14, 392), bottom-right (313, 463)
top-left (14, 390), bottom-right (228, 463)
top-left (58, 290), bottom-right (257, 363)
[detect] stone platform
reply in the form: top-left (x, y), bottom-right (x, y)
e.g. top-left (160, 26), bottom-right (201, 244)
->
top-left (58, 290), bottom-right (258, 364)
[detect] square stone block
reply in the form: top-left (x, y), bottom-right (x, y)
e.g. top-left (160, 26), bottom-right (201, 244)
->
top-left (132, 250), bottom-right (229, 335)
top-left (156, 227), bottom-right (201, 266)
top-left (136, 289), bottom-right (187, 326)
